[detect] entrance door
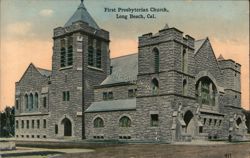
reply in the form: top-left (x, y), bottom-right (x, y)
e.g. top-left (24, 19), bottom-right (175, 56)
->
top-left (236, 117), bottom-right (245, 135)
top-left (184, 111), bottom-right (195, 136)
top-left (62, 118), bottom-right (72, 136)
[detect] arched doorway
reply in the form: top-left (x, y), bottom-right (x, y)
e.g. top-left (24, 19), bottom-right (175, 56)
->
top-left (236, 118), bottom-right (242, 126)
top-left (184, 111), bottom-right (195, 136)
top-left (236, 117), bottom-right (245, 135)
top-left (61, 118), bottom-right (72, 136)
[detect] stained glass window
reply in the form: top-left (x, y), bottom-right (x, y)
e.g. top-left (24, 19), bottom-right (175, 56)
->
top-left (94, 117), bottom-right (104, 128)
top-left (34, 93), bottom-right (38, 109)
top-left (182, 48), bottom-right (188, 73)
top-left (153, 48), bottom-right (160, 72)
top-left (196, 77), bottom-right (217, 106)
top-left (60, 39), bottom-right (66, 67)
top-left (67, 46), bottom-right (73, 66)
top-left (119, 116), bottom-right (131, 127)
top-left (88, 46), bottom-right (94, 66)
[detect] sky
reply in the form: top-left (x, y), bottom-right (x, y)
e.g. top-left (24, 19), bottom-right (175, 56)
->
top-left (0, 0), bottom-right (249, 111)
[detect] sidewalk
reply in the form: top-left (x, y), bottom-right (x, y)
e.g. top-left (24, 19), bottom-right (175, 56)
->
top-left (0, 146), bottom-right (94, 158)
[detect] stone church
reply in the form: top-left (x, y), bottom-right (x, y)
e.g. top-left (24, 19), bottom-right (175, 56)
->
top-left (14, 1), bottom-right (248, 142)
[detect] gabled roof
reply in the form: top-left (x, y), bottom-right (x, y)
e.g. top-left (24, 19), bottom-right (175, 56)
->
top-left (194, 38), bottom-right (207, 54)
top-left (64, 1), bottom-right (100, 29)
top-left (100, 38), bottom-right (209, 86)
top-left (36, 67), bottom-right (51, 77)
top-left (85, 98), bottom-right (136, 113)
top-left (100, 53), bottom-right (138, 85)
top-left (17, 63), bottom-right (51, 83)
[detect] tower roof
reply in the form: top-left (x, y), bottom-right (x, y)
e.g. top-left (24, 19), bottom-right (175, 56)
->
top-left (64, 0), bottom-right (100, 29)
top-left (217, 54), bottom-right (225, 61)
top-left (164, 23), bottom-right (169, 29)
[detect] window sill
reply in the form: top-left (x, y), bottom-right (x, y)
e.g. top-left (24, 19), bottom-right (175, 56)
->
top-left (103, 99), bottom-right (114, 101)
top-left (59, 66), bottom-right (73, 70)
top-left (87, 66), bottom-right (103, 72)
top-left (150, 126), bottom-right (159, 128)
top-left (119, 127), bottom-right (131, 128)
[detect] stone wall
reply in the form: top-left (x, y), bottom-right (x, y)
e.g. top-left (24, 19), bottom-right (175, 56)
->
top-left (15, 64), bottom-right (50, 139)
top-left (48, 21), bottom-right (109, 139)
top-left (94, 84), bottom-right (137, 102)
top-left (85, 110), bottom-right (137, 140)
top-left (15, 114), bottom-right (49, 139)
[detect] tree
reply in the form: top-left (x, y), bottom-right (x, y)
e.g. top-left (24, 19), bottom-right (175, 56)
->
top-left (0, 106), bottom-right (15, 137)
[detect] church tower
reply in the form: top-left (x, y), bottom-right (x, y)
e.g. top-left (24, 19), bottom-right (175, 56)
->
top-left (218, 57), bottom-right (241, 108)
top-left (135, 25), bottom-right (197, 142)
top-left (48, 0), bottom-right (110, 139)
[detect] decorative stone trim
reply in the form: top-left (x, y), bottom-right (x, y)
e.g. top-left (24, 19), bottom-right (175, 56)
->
top-left (149, 111), bottom-right (159, 115)
top-left (41, 87), bottom-right (49, 94)
top-left (77, 48), bottom-right (82, 52)
top-left (87, 66), bottom-right (103, 72)
top-left (77, 67), bottom-right (82, 71)
top-left (59, 66), bottom-right (73, 71)
top-left (15, 112), bottom-right (49, 117)
top-left (77, 87), bottom-right (82, 90)
top-left (76, 112), bottom-right (82, 116)
top-left (77, 36), bottom-right (83, 42)
top-left (172, 111), bottom-right (178, 117)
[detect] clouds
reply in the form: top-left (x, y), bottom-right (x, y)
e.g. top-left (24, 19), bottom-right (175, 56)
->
top-left (39, 9), bottom-right (54, 17)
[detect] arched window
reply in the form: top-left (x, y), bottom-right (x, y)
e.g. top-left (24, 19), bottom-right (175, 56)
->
top-left (211, 85), bottom-right (216, 106)
top-left (25, 94), bottom-right (28, 109)
top-left (96, 49), bottom-right (101, 68)
top-left (94, 117), bottom-right (104, 128)
top-left (96, 40), bottom-right (102, 68)
top-left (88, 46), bottom-right (94, 66)
top-left (153, 48), bottom-right (159, 73)
top-left (55, 124), bottom-right (58, 134)
top-left (182, 48), bottom-right (187, 73)
top-left (196, 77), bottom-right (217, 106)
top-left (67, 46), bottom-right (73, 66)
top-left (119, 116), bottom-right (131, 127)
top-left (151, 78), bottom-right (159, 95)
top-left (67, 36), bottom-right (73, 66)
top-left (183, 79), bottom-right (188, 96)
top-left (34, 93), bottom-right (38, 109)
top-left (60, 39), bottom-right (66, 67)
top-left (29, 93), bottom-right (33, 109)
top-left (88, 36), bottom-right (94, 66)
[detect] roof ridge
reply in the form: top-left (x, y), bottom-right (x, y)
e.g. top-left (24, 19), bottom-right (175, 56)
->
top-left (196, 38), bottom-right (206, 41)
top-left (36, 67), bottom-right (51, 71)
top-left (111, 53), bottom-right (138, 59)
top-left (194, 38), bottom-right (207, 54)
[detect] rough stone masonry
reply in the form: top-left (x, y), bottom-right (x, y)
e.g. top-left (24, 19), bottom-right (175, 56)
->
top-left (15, 1), bottom-right (249, 143)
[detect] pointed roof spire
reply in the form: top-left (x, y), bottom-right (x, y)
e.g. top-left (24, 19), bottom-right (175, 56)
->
top-left (64, 0), bottom-right (100, 29)
top-left (217, 54), bottom-right (225, 61)
top-left (164, 23), bottom-right (169, 29)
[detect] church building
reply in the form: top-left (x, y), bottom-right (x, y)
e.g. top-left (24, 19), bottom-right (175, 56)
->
top-left (14, 1), bottom-right (248, 142)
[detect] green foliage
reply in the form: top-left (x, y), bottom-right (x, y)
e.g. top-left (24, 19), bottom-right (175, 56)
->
top-left (0, 106), bottom-right (15, 137)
